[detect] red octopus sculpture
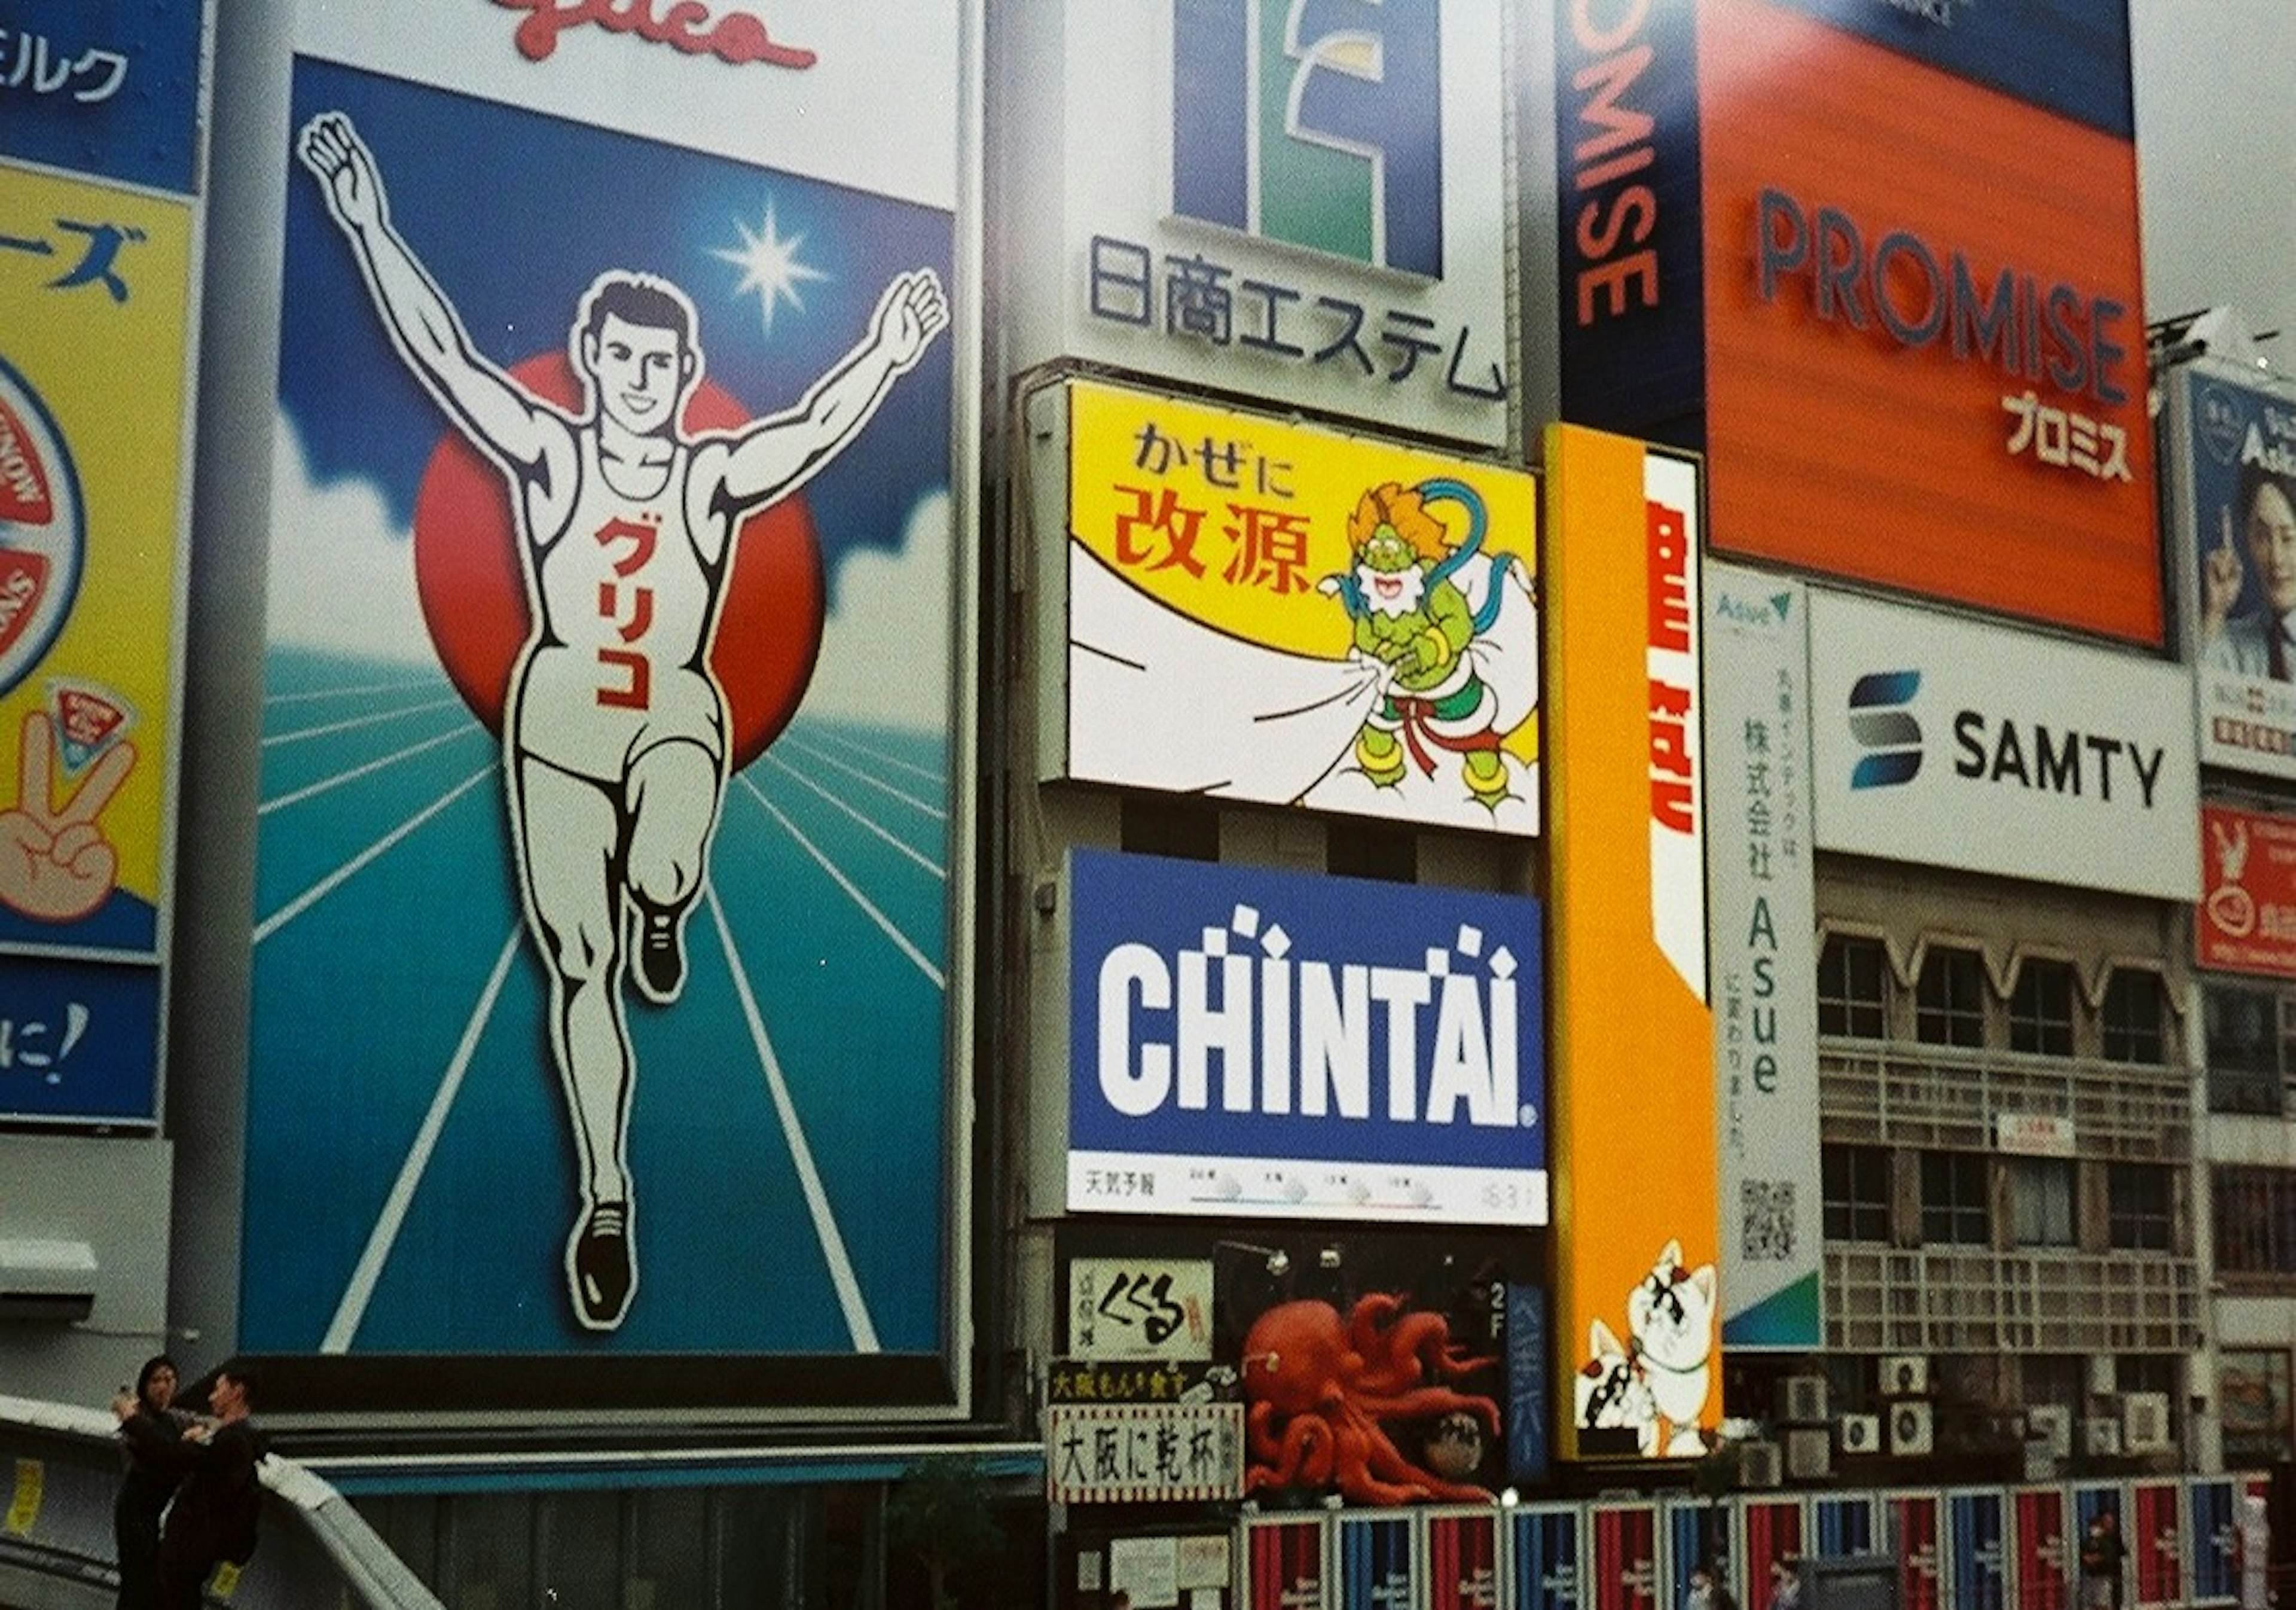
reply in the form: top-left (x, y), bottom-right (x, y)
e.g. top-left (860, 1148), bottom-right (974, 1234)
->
top-left (1241, 1293), bottom-right (1501, 1505)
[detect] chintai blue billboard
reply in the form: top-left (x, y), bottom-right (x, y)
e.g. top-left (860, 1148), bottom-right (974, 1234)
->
top-left (1067, 849), bottom-right (1547, 1227)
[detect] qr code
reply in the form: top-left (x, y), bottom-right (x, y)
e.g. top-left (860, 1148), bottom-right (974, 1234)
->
top-left (1740, 1179), bottom-right (1797, 1261)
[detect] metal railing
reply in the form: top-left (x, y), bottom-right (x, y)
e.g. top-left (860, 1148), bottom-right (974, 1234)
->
top-left (1825, 1244), bottom-right (2203, 1354)
top-left (0, 1395), bottom-right (442, 1610)
top-left (1819, 1038), bottom-right (2191, 1161)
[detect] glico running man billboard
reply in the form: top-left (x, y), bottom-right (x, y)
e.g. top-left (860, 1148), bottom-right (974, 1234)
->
top-left (242, 1), bottom-right (972, 1413)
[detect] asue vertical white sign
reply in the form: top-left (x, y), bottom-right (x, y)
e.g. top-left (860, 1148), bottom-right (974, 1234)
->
top-left (1809, 590), bottom-right (2198, 899)
top-left (1703, 563), bottom-right (1819, 1350)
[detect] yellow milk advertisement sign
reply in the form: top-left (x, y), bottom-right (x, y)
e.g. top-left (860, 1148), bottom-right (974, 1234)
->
top-left (0, 162), bottom-right (196, 1123)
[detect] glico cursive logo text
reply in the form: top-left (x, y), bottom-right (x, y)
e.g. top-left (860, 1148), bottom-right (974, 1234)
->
top-left (494, 0), bottom-right (817, 71)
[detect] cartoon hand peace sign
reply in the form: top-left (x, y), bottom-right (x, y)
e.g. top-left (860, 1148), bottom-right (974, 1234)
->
top-left (0, 711), bottom-right (135, 922)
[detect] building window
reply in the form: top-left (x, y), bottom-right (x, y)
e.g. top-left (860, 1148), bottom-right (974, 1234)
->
top-left (2101, 969), bottom-right (2166, 1065)
top-left (1820, 1355), bottom-right (1870, 1417)
top-left (1818, 935), bottom-right (1888, 1039)
top-left (1326, 819), bottom-right (1416, 884)
top-left (2107, 1163), bottom-right (2172, 1252)
top-left (2009, 1157), bottom-right (2076, 1247)
top-left (2205, 986), bottom-right (2292, 1116)
top-left (1921, 1151), bottom-right (1989, 1246)
top-left (2213, 1167), bottom-right (2296, 1277)
top-left (1915, 947), bottom-right (1987, 1048)
top-left (2022, 1354), bottom-right (2081, 1419)
top-left (1120, 796), bottom-right (1218, 861)
top-left (2007, 960), bottom-right (2075, 1056)
top-left (2220, 1349), bottom-right (2292, 1465)
top-left (1822, 1144), bottom-right (1891, 1243)
top-left (2115, 1355), bottom-right (2175, 1400)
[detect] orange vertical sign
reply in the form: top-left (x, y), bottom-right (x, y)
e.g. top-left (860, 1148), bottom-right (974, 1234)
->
top-left (1545, 425), bottom-right (1718, 1460)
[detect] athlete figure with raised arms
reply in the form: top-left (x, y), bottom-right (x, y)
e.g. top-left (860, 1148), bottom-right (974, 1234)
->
top-left (298, 112), bottom-right (948, 1331)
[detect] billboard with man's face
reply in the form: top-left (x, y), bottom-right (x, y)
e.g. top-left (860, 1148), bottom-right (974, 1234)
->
top-left (239, 1), bottom-right (973, 1416)
top-left (2171, 361), bottom-right (2296, 780)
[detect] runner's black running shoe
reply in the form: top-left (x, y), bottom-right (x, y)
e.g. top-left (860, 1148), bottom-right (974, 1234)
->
top-left (631, 904), bottom-right (686, 1004)
top-left (568, 1200), bottom-right (635, 1330)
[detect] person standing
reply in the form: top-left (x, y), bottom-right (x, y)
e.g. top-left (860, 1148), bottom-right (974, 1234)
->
top-left (110, 1355), bottom-right (187, 1610)
top-left (1688, 1561), bottom-right (1739, 1610)
top-left (2080, 1507), bottom-right (2127, 1610)
top-left (114, 1361), bottom-right (266, 1610)
top-left (1766, 1556), bottom-right (1803, 1610)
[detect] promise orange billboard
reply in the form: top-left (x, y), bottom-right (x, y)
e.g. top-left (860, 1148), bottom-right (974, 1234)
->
top-left (1558, 0), bottom-right (2159, 646)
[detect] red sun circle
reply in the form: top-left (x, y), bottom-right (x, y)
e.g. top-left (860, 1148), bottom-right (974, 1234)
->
top-left (410, 353), bottom-right (824, 772)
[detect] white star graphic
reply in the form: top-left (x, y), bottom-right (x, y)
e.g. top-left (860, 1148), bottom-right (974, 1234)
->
top-left (712, 201), bottom-right (831, 338)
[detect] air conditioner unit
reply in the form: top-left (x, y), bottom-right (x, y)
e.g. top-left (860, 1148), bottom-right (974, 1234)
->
top-left (2121, 1391), bottom-right (2172, 1453)
top-left (2025, 1404), bottom-right (2073, 1461)
top-left (1836, 1413), bottom-right (1883, 1456)
top-left (2083, 1416), bottom-right (2123, 1456)
top-left (1889, 1400), bottom-right (1934, 1457)
top-left (1739, 1439), bottom-right (1784, 1489)
top-left (2086, 1356), bottom-right (2117, 1397)
top-left (1881, 1355), bottom-right (1930, 1397)
top-left (1786, 1427), bottom-right (1832, 1481)
top-left (1782, 1375), bottom-right (1829, 1424)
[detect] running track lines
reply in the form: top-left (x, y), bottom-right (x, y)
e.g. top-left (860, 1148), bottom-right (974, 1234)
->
top-left (264, 691), bottom-right (468, 748)
top-left (251, 762), bottom-right (497, 947)
top-left (264, 672), bottom-right (445, 708)
top-left (706, 885), bottom-right (883, 1352)
top-left (759, 749), bottom-right (947, 880)
top-left (732, 773), bottom-right (945, 989)
top-left (321, 929), bottom-right (523, 1353)
top-left (785, 722), bottom-right (948, 788)
top-left (258, 722), bottom-right (477, 817)
top-left (774, 734), bottom-right (947, 821)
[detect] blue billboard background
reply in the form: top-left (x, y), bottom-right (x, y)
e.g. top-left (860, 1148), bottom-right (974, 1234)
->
top-left (0, 955), bottom-right (158, 1122)
top-left (1763, 0), bottom-right (2132, 137)
top-left (1070, 849), bottom-right (1544, 1191)
top-left (0, 0), bottom-right (205, 193)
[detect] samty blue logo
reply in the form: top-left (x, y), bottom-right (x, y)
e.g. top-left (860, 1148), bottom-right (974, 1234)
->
top-left (1171, 0), bottom-right (1444, 277)
top-left (1848, 669), bottom-right (1923, 789)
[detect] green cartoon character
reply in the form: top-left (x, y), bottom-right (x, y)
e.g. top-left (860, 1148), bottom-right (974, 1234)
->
top-left (1320, 478), bottom-right (1515, 809)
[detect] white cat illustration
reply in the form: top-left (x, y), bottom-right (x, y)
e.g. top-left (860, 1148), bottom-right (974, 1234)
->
top-left (1626, 1239), bottom-right (1717, 1457)
top-left (1574, 1316), bottom-right (1659, 1456)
